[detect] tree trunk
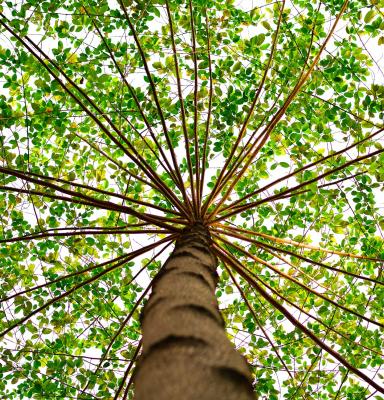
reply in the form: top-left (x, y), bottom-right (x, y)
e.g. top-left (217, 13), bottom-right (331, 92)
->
top-left (133, 224), bottom-right (254, 399)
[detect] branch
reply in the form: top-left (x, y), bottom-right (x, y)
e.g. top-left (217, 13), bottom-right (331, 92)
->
top-left (213, 243), bottom-right (384, 395)
top-left (84, 7), bottom-right (183, 193)
top-left (81, 276), bottom-right (151, 392)
top-left (113, 342), bottom-right (141, 400)
top-left (216, 224), bottom-right (383, 262)
top-left (116, 1), bottom-right (190, 211)
top-left (219, 126), bottom-right (384, 215)
top-left (274, 171), bottom-right (366, 201)
top-left (0, 14), bottom-right (187, 216)
top-left (189, 0), bottom-right (200, 216)
top-left (214, 147), bottom-right (384, 221)
top-left (1, 167), bottom-right (182, 217)
top-left (214, 242), bottom-right (384, 358)
top-left (164, 0), bottom-right (196, 215)
top-left (201, 0), bottom-right (286, 215)
top-left (205, 0), bottom-right (350, 220)
top-left (72, 131), bottom-right (158, 194)
top-left (0, 228), bottom-right (170, 244)
top-left (224, 262), bottom-right (294, 380)
top-left (213, 226), bottom-right (384, 286)
top-left (0, 235), bottom-right (175, 338)
top-left (2, 239), bottom-right (172, 311)
top-left (199, 9), bottom-right (213, 208)
top-left (0, 167), bottom-right (181, 230)
top-left (214, 234), bottom-right (383, 329)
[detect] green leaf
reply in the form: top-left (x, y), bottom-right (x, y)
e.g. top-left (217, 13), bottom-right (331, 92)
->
top-left (364, 9), bottom-right (375, 23)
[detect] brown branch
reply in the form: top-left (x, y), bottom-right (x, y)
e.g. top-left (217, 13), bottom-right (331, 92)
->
top-left (189, 0), bottom-right (200, 216)
top-left (2, 239), bottom-right (172, 312)
top-left (0, 228), bottom-right (170, 244)
top-left (214, 147), bottom-right (384, 221)
top-left (81, 276), bottom-right (151, 392)
top-left (82, 250), bottom-right (169, 392)
top-left (205, 0), bottom-right (350, 220)
top-left (224, 263), bottom-right (294, 380)
top-left (213, 226), bottom-right (384, 286)
top-left (212, 3), bottom-right (319, 203)
top-left (216, 229), bottom-right (344, 302)
top-left (0, 14), bottom-right (187, 216)
top-left (121, 363), bottom-right (136, 400)
top-left (0, 184), bottom-right (127, 214)
top-left (201, 0), bottom-right (286, 216)
top-left (219, 126), bottom-right (384, 215)
top-left (212, 82), bottom-right (286, 201)
top-left (0, 235), bottom-right (175, 338)
top-left (215, 242), bottom-right (384, 359)
top-left (72, 131), bottom-right (158, 193)
top-left (305, 92), bottom-right (383, 130)
top-left (214, 234), bottom-right (383, 329)
top-left (164, 0), bottom-right (196, 216)
top-left (0, 167), bottom-right (181, 230)
top-left (199, 9), bottom-right (213, 208)
top-left (274, 171), bottom-right (367, 201)
top-left (1, 167), bottom-right (182, 217)
top-left (213, 243), bottom-right (384, 395)
top-left (84, 7), bottom-right (183, 193)
top-left (116, 1), bottom-right (190, 212)
top-left (1, 253), bottom-right (129, 303)
top-left (3, 348), bottom-right (133, 363)
top-left (216, 224), bottom-right (383, 262)
top-left (113, 342), bottom-right (142, 400)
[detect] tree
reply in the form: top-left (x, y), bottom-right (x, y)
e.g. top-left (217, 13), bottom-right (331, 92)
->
top-left (0, 0), bottom-right (383, 398)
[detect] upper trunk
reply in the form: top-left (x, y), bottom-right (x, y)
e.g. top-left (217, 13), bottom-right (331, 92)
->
top-left (133, 224), bottom-right (253, 399)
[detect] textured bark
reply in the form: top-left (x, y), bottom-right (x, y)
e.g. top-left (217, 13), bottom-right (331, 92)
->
top-left (134, 224), bottom-right (253, 399)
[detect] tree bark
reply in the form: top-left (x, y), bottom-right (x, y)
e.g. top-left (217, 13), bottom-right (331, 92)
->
top-left (133, 224), bottom-right (254, 399)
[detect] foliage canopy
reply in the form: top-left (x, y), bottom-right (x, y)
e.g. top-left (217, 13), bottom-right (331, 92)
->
top-left (1, 0), bottom-right (384, 398)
